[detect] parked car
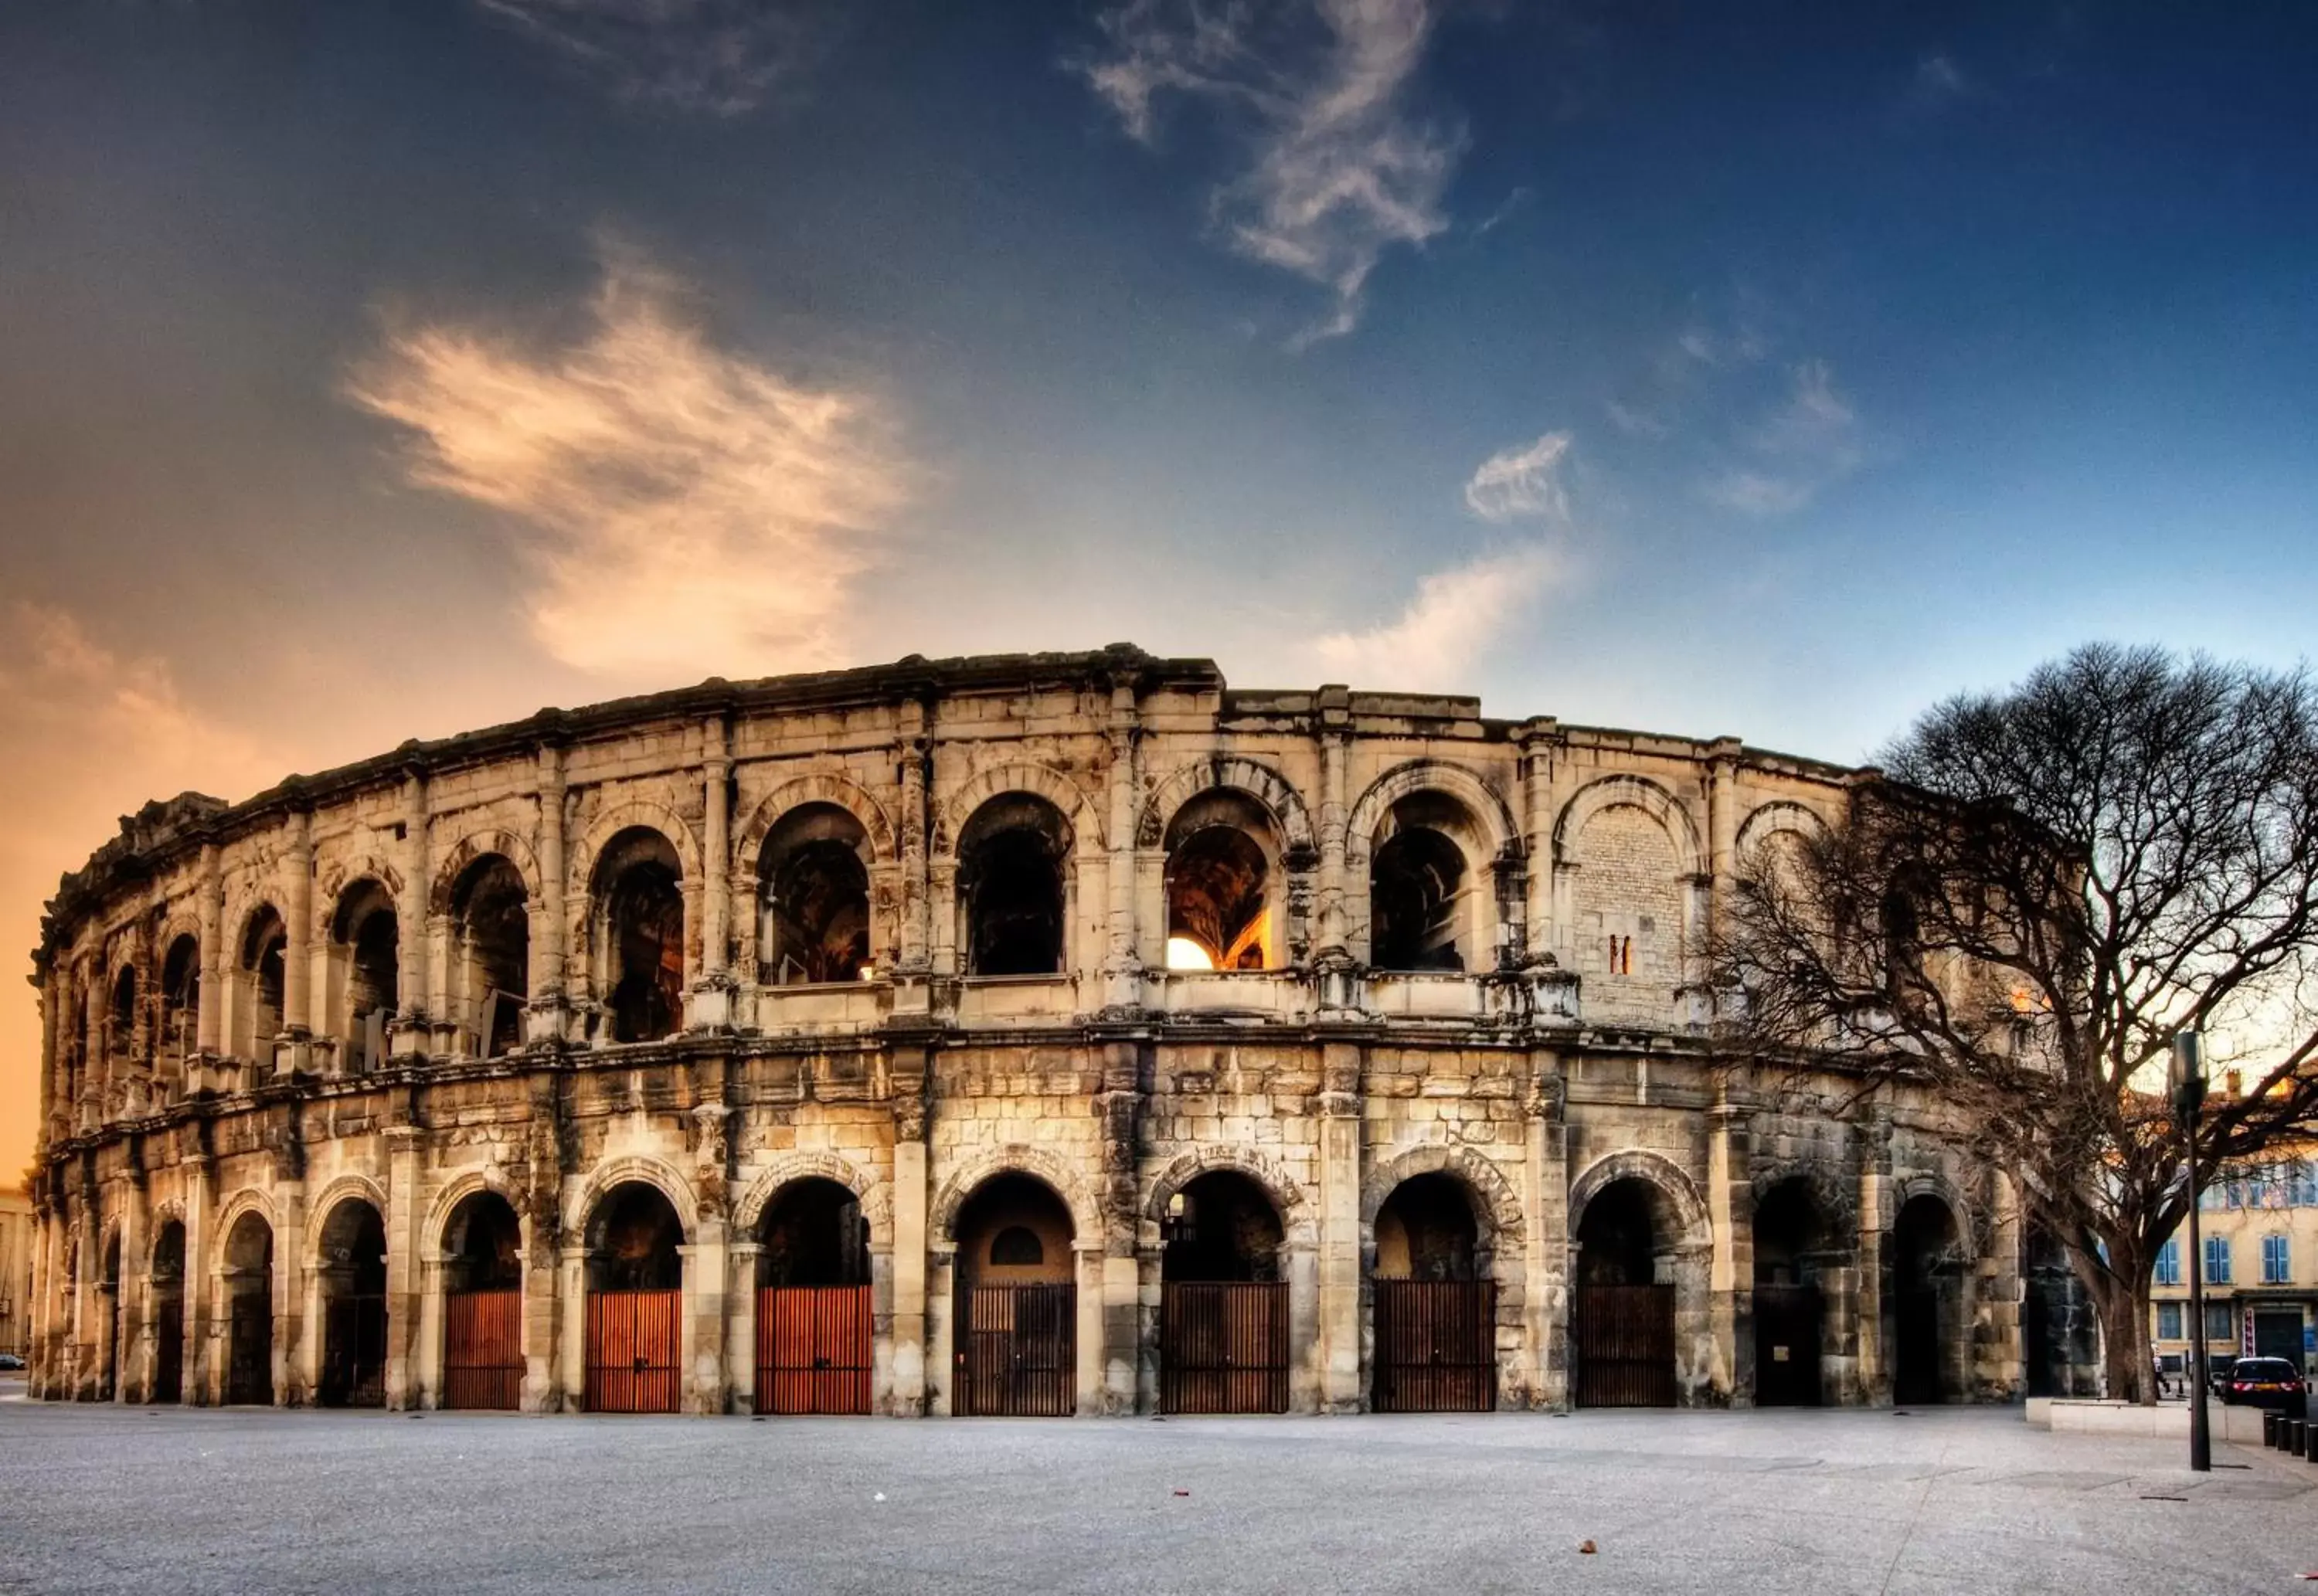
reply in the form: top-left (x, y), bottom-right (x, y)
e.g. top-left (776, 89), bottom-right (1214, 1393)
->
top-left (2221, 1356), bottom-right (2306, 1414)
top-left (0, 1353), bottom-right (25, 1371)
top-left (2208, 1354), bottom-right (2240, 1398)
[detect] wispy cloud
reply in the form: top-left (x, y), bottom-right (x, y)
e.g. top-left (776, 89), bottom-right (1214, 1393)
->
top-left (1908, 50), bottom-right (1972, 108)
top-left (1311, 544), bottom-right (1557, 687)
top-left (1079, 0), bottom-right (1462, 345)
top-left (477, 0), bottom-right (836, 117)
top-left (1703, 358), bottom-right (1863, 517)
top-left (1603, 399), bottom-right (1667, 440)
top-left (1463, 430), bottom-right (1573, 524)
top-left (345, 246), bottom-right (911, 680)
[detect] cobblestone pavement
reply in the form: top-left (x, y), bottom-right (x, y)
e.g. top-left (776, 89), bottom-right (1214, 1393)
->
top-left (4, 1388), bottom-right (2313, 1594)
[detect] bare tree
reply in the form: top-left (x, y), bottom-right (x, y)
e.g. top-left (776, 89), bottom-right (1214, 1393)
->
top-left (1710, 644), bottom-right (2318, 1403)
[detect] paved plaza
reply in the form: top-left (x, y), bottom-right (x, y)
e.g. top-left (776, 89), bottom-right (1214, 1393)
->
top-left (3, 1384), bottom-right (2313, 1594)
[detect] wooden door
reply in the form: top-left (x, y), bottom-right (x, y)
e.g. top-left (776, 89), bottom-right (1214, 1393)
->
top-left (1753, 1284), bottom-right (1821, 1406)
top-left (444, 1289), bottom-right (525, 1411)
top-left (756, 1285), bottom-right (873, 1414)
top-left (321, 1295), bottom-right (387, 1408)
top-left (585, 1289), bottom-right (681, 1413)
top-left (226, 1289), bottom-right (272, 1404)
top-left (958, 1283), bottom-right (1076, 1417)
top-left (153, 1285), bottom-right (183, 1404)
top-left (1373, 1280), bottom-right (1496, 1413)
top-left (1161, 1282), bottom-right (1290, 1414)
top-left (1574, 1284), bottom-right (1677, 1408)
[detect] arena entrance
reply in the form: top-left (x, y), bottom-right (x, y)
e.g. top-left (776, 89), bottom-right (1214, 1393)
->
top-left (1891, 1194), bottom-right (1964, 1406)
top-left (442, 1191), bottom-right (525, 1410)
top-left (1574, 1178), bottom-right (1677, 1408)
top-left (1752, 1180), bottom-right (1828, 1407)
top-left (754, 1178), bottom-right (872, 1415)
top-left (1371, 1173), bottom-right (1495, 1413)
top-left (223, 1211), bottom-right (274, 1404)
top-left (953, 1173), bottom-right (1076, 1417)
top-left (318, 1199), bottom-right (388, 1408)
top-left (583, 1183), bottom-right (683, 1414)
top-left (1159, 1170), bottom-right (1288, 1414)
top-left (151, 1221), bottom-right (185, 1404)
top-left (98, 1233), bottom-right (121, 1402)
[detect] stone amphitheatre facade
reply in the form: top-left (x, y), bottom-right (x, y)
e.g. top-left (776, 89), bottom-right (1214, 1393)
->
top-left (22, 647), bottom-right (2039, 1417)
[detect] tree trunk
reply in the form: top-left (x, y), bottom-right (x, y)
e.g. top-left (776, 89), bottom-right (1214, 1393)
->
top-left (2092, 1275), bottom-right (2157, 1405)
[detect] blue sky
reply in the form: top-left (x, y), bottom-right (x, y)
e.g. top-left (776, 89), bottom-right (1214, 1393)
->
top-left (0, 0), bottom-right (2314, 1162)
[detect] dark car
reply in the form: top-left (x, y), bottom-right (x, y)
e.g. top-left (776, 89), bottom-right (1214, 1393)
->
top-left (0, 1353), bottom-right (25, 1371)
top-left (2208, 1355), bottom-right (2240, 1398)
top-left (2222, 1356), bottom-right (2306, 1414)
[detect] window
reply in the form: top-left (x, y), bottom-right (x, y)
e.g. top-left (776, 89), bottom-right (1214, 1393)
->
top-left (2205, 1301), bottom-right (2235, 1343)
top-left (2225, 1173), bottom-right (2245, 1209)
top-left (2206, 1236), bottom-right (2231, 1284)
top-left (2157, 1302), bottom-right (2184, 1341)
top-left (2264, 1234), bottom-right (2291, 1284)
top-left (2201, 1183), bottom-right (2226, 1211)
top-left (2153, 1238), bottom-right (2180, 1286)
top-left (2293, 1162), bottom-right (2317, 1207)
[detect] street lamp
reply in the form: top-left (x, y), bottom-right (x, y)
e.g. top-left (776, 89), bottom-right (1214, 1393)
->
top-left (2171, 1030), bottom-right (2211, 1473)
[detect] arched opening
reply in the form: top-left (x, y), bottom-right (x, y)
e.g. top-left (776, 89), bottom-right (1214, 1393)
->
top-left (958, 795), bottom-right (1070, 977)
top-left (330, 881), bottom-right (399, 1073)
top-left (450, 854), bottom-right (529, 1058)
top-left (1573, 1177), bottom-right (1679, 1407)
top-left (1891, 1194), bottom-right (1965, 1406)
top-left (756, 804), bottom-right (872, 985)
top-left (754, 1177), bottom-right (872, 1414)
top-left (953, 1172), bottom-right (1077, 1415)
top-left (151, 1221), bottom-right (185, 1404)
top-left (236, 907), bottom-right (287, 1059)
top-left (158, 936), bottom-right (199, 1080)
top-left (1570, 800), bottom-right (1686, 1024)
top-left (107, 966), bottom-right (138, 1075)
top-left (441, 1190), bottom-right (524, 1410)
top-left (1164, 793), bottom-right (1279, 971)
top-left (1752, 1180), bottom-right (1829, 1407)
top-left (1159, 1170), bottom-right (1287, 1413)
top-left (583, 1182), bottom-right (685, 1412)
top-left (596, 830), bottom-right (685, 1044)
top-left (223, 1211), bottom-right (274, 1404)
top-left (98, 1231), bottom-right (121, 1401)
top-left (1371, 1173), bottom-right (1494, 1411)
top-left (1369, 797), bottom-right (1476, 972)
top-left (317, 1198), bottom-right (387, 1408)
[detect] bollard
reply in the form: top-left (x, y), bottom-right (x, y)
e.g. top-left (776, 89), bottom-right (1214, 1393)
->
top-left (2265, 1411), bottom-right (2281, 1447)
top-left (2302, 1419), bottom-right (2316, 1461)
top-left (2291, 1418), bottom-right (2307, 1455)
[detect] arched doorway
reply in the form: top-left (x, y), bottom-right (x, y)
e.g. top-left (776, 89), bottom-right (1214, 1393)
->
top-left (1159, 1170), bottom-right (1288, 1413)
top-left (151, 1221), bottom-right (185, 1404)
top-left (1891, 1194), bottom-right (1965, 1405)
top-left (317, 1199), bottom-right (387, 1408)
top-left (1574, 1177), bottom-right (1678, 1408)
top-left (223, 1211), bottom-right (274, 1404)
top-left (953, 1173), bottom-right (1076, 1416)
top-left (97, 1231), bottom-right (121, 1402)
top-left (757, 806), bottom-right (872, 983)
top-left (1752, 1180), bottom-right (1828, 1407)
top-left (583, 1183), bottom-right (684, 1413)
top-left (957, 796), bottom-right (1071, 976)
top-left (594, 830), bottom-right (685, 1044)
top-left (442, 1191), bottom-right (524, 1410)
top-left (1371, 1173), bottom-right (1494, 1412)
top-left (754, 1177), bottom-right (872, 1414)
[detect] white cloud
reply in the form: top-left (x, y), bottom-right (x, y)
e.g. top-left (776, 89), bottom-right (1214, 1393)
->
top-left (1080, 0), bottom-right (1461, 344)
top-left (346, 246), bottom-right (911, 680)
top-left (477, 0), bottom-right (834, 116)
top-left (1603, 399), bottom-right (1667, 440)
top-left (1702, 470), bottom-right (1814, 518)
top-left (1704, 358), bottom-right (1863, 517)
top-left (1911, 51), bottom-right (1970, 106)
top-left (1311, 545), bottom-right (1557, 688)
top-left (1463, 431), bottom-right (1573, 524)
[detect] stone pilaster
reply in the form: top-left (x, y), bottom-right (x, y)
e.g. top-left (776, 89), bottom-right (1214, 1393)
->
top-left (393, 767), bottom-right (430, 1057)
top-left (1316, 1039), bottom-right (1364, 1411)
top-left (887, 1047), bottom-right (930, 1414)
top-left (382, 1125), bottom-right (423, 1409)
top-left (1525, 1061), bottom-right (1570, 1409)
top-left (1708, 1088), bottom-right (1750, 1405)
top-left (1857, 1102), bottom-right (1893, 1403)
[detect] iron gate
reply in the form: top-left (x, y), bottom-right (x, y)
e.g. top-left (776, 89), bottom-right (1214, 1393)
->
top-left (1752, 1284), bottom-right (1821, 1407)
top-left (1161, 1282), bottom-right (1290, 1414)
top-left (957, 1283), bottom-right (1076, 1416)
top-left (321, 1293), bottom-right (387, 1408)
top-left (153, 1286), bottom-right (184, 1404)
top-left (1893, 1285), bottom-right (1942, 1404)
top-left (444, 1289), bottom-right (525, 1410)
top-left (1574, 1284), bottom-right (1677, 1408)
top-left (585, 1289), bottom-right (681, 1413)
top-left (1373, 1280), bottom-right (1496, 1413)
top-left (756, 1285), bottom-right (873, 1414)
top-left (226, 1290), bottom-right (272, 1404)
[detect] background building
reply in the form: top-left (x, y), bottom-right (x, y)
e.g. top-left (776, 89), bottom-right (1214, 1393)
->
top-left (0, 1182), bottom-right (32, 1357)
top-left (2150, 1155), bottom-right (2318, 1381)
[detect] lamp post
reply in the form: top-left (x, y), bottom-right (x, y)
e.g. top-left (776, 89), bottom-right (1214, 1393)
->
top-left (2172, 1031), bottom-right (2211, 1472)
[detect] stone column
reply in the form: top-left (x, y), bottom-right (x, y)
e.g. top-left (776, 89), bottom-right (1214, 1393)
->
top-left (1315, 1040), bottom-right (1364, 1411)
top-left (886, 1054), bottom-right (930, 1414)
top-left (727, 1241), bottom-right (760, 1414)
top-left (1525, 1064), bottom-right (1571, 1408)
top-left (29, 1197), bottom-right (56, 1400)
top-left (1857, 1105), bottom-right (1892, 1403)
top-left (393, 769), bottom-right (430, 1057)
top-left (38, 960), bottom-right (59, 1144)
top-left (284, 807), bottom-right (314, 1066)
top-left (382, 1126), bottom-right (423, 1409)
top-left (1980, 1169), bottom-right (2022, 1401)
top-left (1708, 1090), bottom-right (1749, 1404)
top-left (414, 1255), bottom-right (445, 1410)
top-left (557, 1242), bottom-right (586, 1412)
top-left (1095, 1035), bottom-right (1144, 1413)
top-left (274, 1163), bottom-right (305, 1407)
top-left (533, 741), bottom-right (569, 1041)
top-left (692, 716), bottom-right (733, 1032)
top-left (1101, 686), bottom-right (1140, 1012)
top-left (196, 847), bottom-right (224, 1059)
top-left (892, 701), bottom-right (933, 1005)
top-left (687, 1103), bottom-right (732, 1413)
top-left (1521, 735), bottom-right (1558, 954)
top-left (182, 1153), bottom-right (212, 1404)
top-left (117, 1173), bottom-right (147, 1403)
top-left (1314, 696), bottom-right (1351, 961)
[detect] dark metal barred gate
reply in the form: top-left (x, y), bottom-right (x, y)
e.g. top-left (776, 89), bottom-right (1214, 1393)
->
top-left (1574, 1284), bottom-right (1677, 1408)
top-left (1753, 1284), bottom-right (1822, 1407)
top-left (153, 1286), bottom-right (184, 1404)
top-left (321, 1294), bottom-right (387, 1408)
top-left (1373, 1280), bottom-right (1496, 1413)
top-left (958, 1283), bottom-right (1075, 1417)
top-left (226, 1291), bottom-right (272, 1404)
top-left (756, 1285), bottom-right (873, 1414)
top-left (585, 1289), bottom-right (681, 1413)
top-left (1161, 1282), bottom-right (1290, 1414)
top-left (444, 1289), bottom-right (525, 1411)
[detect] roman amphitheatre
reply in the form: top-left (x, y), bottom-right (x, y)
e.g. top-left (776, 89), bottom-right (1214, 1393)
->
top-left (19, 645), bottom-right (2064, 1417)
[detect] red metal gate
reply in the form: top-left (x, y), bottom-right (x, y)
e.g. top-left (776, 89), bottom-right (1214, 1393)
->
top-left (1575, 1284), bottom-right (1677, 1407)
top-left (756, 1285), bottom-right (872, 1414)
top-left (958, 1283), bottom-right (1075, 1417)
top-left (1373, 1280), bottom-right (1496, 1413)
top-left (1161, 1282), bottom-right (1290, 1414)
top-left (444, 1289), bottom-right (525, 1411)
top-left (585, 1289), bottom-right (681, 1413)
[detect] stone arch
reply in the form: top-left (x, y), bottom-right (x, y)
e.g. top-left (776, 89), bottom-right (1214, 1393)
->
top-left (929, 1145), bottom-right (1102, 1248)
top-left (934, 764), bottom-right (1104, 858)
top-left (429, 828), bottom-right (543, 917)
top-left (1360, 1143), bottom-right (1526, 1250)
top-left (732, 1153), bottom-right (893, 1243)
top-left (736, 772), bottom-right (898, 874)
top-left (1567, 1149), bottom-right (1711, 1250)
top-left (1346, 760), bottom-right (1521, 864)
top-left (423, 1167), bottom-right (530, 1260)
top-left (212, 1187), bottom-right (281, 1258)
top-left (1734, 800), bottom-right (1827, 863)
top-left (1890, 1171), bottom-right (1974, 1248)
top-left (1137, 757), bottom-right (1316, 854)
top-left (1749, 1160), bottom-right (1856, 1238)
top-left (1552, 774), bottom-right (1706, 879)
top-left (568, 800), bottom-right (705, 891)
top-left (563, 1156), bottom-right (701, 1244)
top-left (304, 1175), bottom-right (390, 1267)
top-left (316, 856), bottom-right (405, 928)
top-left (1144, 1147), bottom-right (1315, 1248)
top-left (147, 1195), bottom-right (188, 1232)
